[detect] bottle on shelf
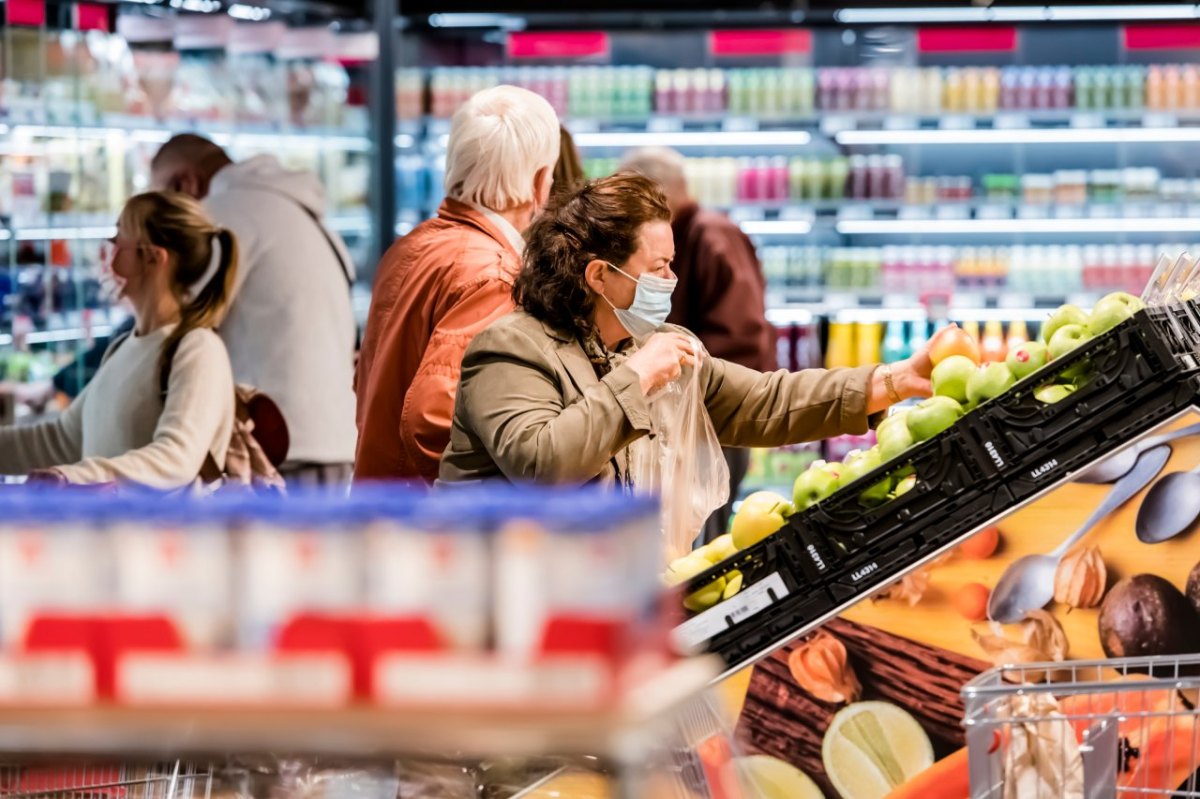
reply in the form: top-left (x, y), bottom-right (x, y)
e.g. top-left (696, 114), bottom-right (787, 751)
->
top-left (980, 320), bottom-right (1008, 363)
top-left (1006, 319), bottom-right (1029, 353)
top-left (908, 319), bottom-right (931, 359)
top-left (962, 320), bottom-right (982, 346)
top-left (856, 321), bottom-right (884, 366)
top-left (882, 321), bottom-right (908, 363)
top-left (825, 322), bottom-right (857, 369)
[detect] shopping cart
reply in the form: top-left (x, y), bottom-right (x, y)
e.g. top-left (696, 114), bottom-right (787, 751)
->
top-left (962, 654), bottom-right (1200, 799)
top-left (0, 762), bottom-right (213, 799)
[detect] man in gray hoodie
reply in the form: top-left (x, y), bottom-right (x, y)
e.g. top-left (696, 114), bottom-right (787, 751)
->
top-left (151, 134), bottom-right (358, 486)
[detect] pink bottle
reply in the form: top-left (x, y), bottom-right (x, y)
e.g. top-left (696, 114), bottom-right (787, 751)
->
top-left (737, 158), bottom-right (755, 202)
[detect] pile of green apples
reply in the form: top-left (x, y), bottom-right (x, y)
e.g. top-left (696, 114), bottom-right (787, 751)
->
top-left (667, 291), bottom-right (1146, 615)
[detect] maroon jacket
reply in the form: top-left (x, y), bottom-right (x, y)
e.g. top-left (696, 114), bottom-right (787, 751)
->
top-left (668, 203), bottom-right (777, 372)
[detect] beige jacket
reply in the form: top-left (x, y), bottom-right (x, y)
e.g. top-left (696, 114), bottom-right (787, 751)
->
top-left (439, 311), bottom-right (878, 486)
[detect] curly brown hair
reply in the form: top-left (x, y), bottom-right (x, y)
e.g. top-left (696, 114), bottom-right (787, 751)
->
top-left (514, 172), bottom-right (671, 341)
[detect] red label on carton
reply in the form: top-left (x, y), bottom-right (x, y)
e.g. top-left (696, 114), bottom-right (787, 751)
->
top-left (709, 29), bottom-right (812, 57)
top-left (74, 3), bottom-right (109, 32)
top-left (917, 26), bottom-right (1017, 53)
top-left (6, 0), bottom-right (45, 27)
top-left (1124, 24), bottom-right (1200, 50)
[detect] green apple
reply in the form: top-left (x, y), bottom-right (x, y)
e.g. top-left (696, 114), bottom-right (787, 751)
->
top-left (704, 534), bottom-right (739, 564)
top-left (891, 474), bottom-right (918, 498)
top-left (1006, 341), bottom-right (1049, 380)
top-left (878, 423), bottom-right (915, 461)
top-left (1048, 324), bottom-right (1091, 360)
top-left (1034, 383), bottom-right (1077, 404)
top-left (931, 355), bottom-right (977, 404)
top-left (966, 362), bottom-right (1016, 408)
top-left (906, 396), bottom-right (964, 442)
top-left (731, 490), bottom-right (792, 550)
top-left (1089, 291), bottom-right (1145, 336)
top-left (1042, 304), bottom-right (1090, 344)
top-left (792, 465), bottom-right (840, 512)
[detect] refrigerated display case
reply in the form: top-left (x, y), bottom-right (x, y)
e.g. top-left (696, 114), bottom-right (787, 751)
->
top-left (0, 10), bottom-right (375, 424)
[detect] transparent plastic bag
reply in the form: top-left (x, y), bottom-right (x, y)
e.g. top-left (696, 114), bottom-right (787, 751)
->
top-left (628, 335), bottom-right (729, 562)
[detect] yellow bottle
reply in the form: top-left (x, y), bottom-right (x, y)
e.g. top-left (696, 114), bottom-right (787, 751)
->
top-left (1006, 319), bottom-right (1029, 353)
top-left (826, 322), bottom-right (857, 369)
top-left (981, 320), bottom-right (1007, 362)
top-left (962, 320), bottom-right (982, 349)
top-left (855, 322), bottom-right (884, 367)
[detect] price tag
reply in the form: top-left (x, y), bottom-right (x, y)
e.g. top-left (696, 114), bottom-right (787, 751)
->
top-left (568, 118), bottom-right (599, 134)
top-left (1070, 113), bottom-right (1105, 129)
top-left (722, 116), bottom-right (758, 132)
top-left (977, 204), bottom-right (1013, 220)
top-left (1154, 203), bottom-right (1181, 218)
top-left (780, 205), bottom-right (816, 222)
top-left (1018, 205), bottom-right (1049, 220)
top-left (936, 205), bottom-right (971, 221)
top-left (939, 115), bottom-right (976, 130)
top-left (1143, 113), bottom-right (1179, 128)
top-left (670, 573), bottom-right (789, 651)
top-left (820, 115), bottom-right (856, 135)
top-left (837, 204), bottom-right (873, 222)
top-left (1054, 205), bottom-right (1084, 219)
top-left (899, 206), bottom-right (932, 221)
top-left (1088, 205), bottom-right (1119, 219)
top-left (883, 115), bottom-right (918, 130)
top-left (998, 292), bottom-right (1035, 309)
top-left (647, 116), bottom-right (683, 133)
top-left (994, 113), bottom-right (1029, 130)
top-left (729, 206), bottom-right (767, 223)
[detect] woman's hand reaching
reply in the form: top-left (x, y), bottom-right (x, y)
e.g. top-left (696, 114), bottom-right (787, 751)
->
top-left (867, 328), bottom-right (939, 413)
top-left (626, 332), bottom-right (698, 396)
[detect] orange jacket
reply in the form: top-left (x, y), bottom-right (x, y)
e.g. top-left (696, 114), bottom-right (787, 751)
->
top-left (354, 199), bottom-right (521, 482)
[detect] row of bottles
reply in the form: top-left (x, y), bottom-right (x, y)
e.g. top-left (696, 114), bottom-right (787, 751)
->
top-left (826, 319), bottom-right (1032, 369)
top-left (417, 64), bottom-right (1200, 121)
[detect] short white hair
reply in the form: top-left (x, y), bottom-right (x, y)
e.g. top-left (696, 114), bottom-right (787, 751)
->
top-left (620, 146), bottom-right (688, 192)
top-left (444, 85), bottom-right (560, 212)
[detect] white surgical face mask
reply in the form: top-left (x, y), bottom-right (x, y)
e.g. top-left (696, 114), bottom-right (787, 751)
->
top-left (601, 262), bottom-right (677, 340)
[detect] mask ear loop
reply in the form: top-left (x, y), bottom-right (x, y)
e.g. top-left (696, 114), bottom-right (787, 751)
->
top-left (184, 231), bottom-right (223, 303)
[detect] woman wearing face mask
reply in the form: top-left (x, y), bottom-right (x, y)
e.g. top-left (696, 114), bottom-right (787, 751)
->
top-left (0, 192), bottom-right (237, 489)
top-left (439, 173), bottom-right (934, 486)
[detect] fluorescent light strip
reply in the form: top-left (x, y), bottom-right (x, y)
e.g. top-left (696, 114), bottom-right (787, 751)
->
top-left (837, 218), bottom-right (1200, 235)
top-left (573, 130), bottom-right (811, 149)
top-left (15, 226), bottom-right (115, 241)
top-left (740, 220), bottom-right (813, 236)
top-left (836, 4), bottom-right (1200, 24)
top-left (0, 231), bottom-right (11, 241)
top-left (837, 127), bottom-right (1200, 146)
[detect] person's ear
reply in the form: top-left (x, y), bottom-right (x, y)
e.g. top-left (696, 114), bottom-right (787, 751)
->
top-left (533, 165), bottom-right (553, 208)
top-left (142, 243), bottom-right (171, 273)
top-left (584, 258), bottom-right (610, 296)
top-left (169, 168), bottom-right (204, 199)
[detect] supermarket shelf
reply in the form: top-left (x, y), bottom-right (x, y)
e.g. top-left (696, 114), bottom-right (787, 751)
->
top-left (836, 217), bottom-right (1200, 235)
top-left (2, 121), bottom-right (372, 152)
top-left (5, 213), bottom-right (371, 241)
top-left (0, 658), bottom-right (718, 759)
top-left (836, 124), bottom-right (1200, 147)
top-left (765, 290), bottom-right (1107, 323)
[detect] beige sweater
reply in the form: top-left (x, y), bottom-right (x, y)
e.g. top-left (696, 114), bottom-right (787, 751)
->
top-left (0, 325), bottom-right (234, 489)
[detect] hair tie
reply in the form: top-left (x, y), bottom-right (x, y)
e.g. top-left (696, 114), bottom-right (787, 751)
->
top-left (184, 229), bottom-right (223, 302)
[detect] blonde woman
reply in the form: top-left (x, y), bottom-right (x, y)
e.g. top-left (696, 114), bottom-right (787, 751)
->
top-left (0, 192), bottom-right (237, 489)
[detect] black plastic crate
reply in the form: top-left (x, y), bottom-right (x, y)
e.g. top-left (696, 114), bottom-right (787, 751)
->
top-left (799, 417), bottom-right (999, 550)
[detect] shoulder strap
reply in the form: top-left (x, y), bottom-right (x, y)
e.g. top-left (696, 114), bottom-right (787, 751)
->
top-left (255, 187), bottom-right (353, 288)
top-left (100, 329), bottom-right (133, 367)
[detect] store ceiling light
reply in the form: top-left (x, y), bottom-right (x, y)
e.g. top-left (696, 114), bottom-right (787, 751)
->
top-left (835, 4), bottom-right (1200, 24)
top-left (836, 218), bottom-right (1200, 235)
top-left (836, 127), bottom-right (1200, 146)
top-left (739, 220), bottom-right (813, 236)
top-left (228, 3), bottom-right (269, 20)
top-left (427, 13), bottom-right (525, 30)
top-left (573, 130), bottom-right (812, 149)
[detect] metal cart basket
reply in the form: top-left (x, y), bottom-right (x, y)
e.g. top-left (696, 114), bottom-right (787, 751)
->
top-left (963, 654), bottom-right (1200, 799)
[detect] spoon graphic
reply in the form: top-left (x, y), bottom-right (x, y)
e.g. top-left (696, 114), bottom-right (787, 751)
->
top-left (1075, 421), bottom-right (1200, 484)
top-left (989, 445), bottom-right (1171, 623)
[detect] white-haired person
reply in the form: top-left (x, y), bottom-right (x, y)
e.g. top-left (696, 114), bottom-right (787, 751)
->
top-left (354, 85), bottom-right (559, 482)
top-left (149, 133), bottom-right (358, 488)
top-left (620, 146), bottom-right (777, 541)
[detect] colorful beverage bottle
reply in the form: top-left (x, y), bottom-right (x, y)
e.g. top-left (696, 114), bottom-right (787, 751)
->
top-left (980, 320), bottom-right (1007, 363)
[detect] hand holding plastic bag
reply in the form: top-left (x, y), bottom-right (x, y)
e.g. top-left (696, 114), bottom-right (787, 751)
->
top-left (627, 332), bottom-right (729, 562)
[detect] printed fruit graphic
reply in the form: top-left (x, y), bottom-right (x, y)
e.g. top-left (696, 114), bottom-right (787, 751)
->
top-left (966, 362), bottom-right (1016, 408)
top-left (959, 526), bottom-right (1001, 559)
top-left (1034, 383), bottom-right (1076, 404)
top-left (954, 583), bottom-right (991, 621)
top-left (1089, 291), bottom-right (1145, 335)
top-left (929, 326), bottom-right (981, 366)
top-left (1047, 324), bottom-right (1091, 360)
top-left (731, 491), bottom-right (792, 550)
top-left (1006, 341), bottom-right (1049, 380)
top-left (930, 355), bottom-right (976, 404)
top-left (1099, 574), bottom-right (1200, 658)
top-left (1041, 304), bottom-right (1089, 344)
top-left (906, 396), bottom-right (964, 442)
top-left (822, 701), bottom-right (934, 799)
top-left (794, 464), bottom-right (841, 512)
top-left (736, 756), bottom-right (825, 799)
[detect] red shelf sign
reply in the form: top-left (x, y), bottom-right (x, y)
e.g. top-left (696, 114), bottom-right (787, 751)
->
top-left (507, 31), bottom-right (610, 60)
top-left (708, 29), bottom-right (812, 58)
top-left (1124, 24), bottom-right (1200, 50)
top-left (6, 0), bottom-right (46, 27)
top-left (917, 26), bottom-right (1018, 53)
top-left (74, 3), bottom-right (110, 32)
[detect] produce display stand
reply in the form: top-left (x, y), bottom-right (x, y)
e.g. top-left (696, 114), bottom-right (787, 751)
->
top-left (675, 299), bottom-right (1200, 681)
top-left (0, 658), bottom-right (728, 799)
